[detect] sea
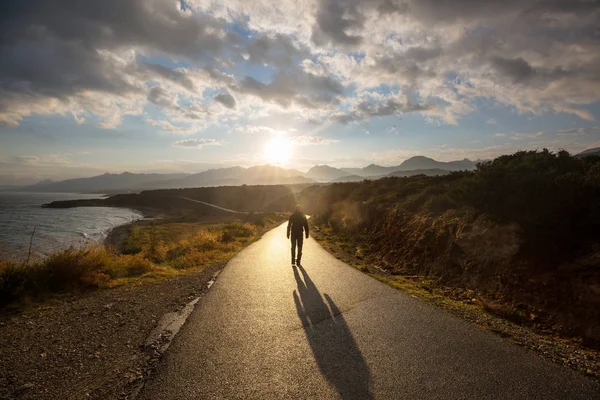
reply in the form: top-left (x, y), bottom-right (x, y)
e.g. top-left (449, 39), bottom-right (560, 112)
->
top-left (0, 192), bottom-right (143, 262)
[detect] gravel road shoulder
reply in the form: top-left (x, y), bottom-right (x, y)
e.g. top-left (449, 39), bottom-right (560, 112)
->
top-left (0, 262), bottom-right (223, 400)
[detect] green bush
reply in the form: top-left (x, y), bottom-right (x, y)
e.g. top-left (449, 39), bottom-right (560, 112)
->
top-left (451, 150), bottom-right (600, 253)
top-left (301, 149), bottom-right (600, 261)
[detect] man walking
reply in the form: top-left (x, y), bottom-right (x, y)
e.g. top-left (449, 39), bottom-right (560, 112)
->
top-left (287, 204), bottom-right (309, 267)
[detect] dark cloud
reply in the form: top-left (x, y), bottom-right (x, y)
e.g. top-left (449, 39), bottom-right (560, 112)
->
top-left (490, 57), bottom-right (535, 83)
top-left (0, 0), bottom-right (319, 126)
top-left (138, 61), bottom-right (196, 91)
top-left (333, 96), bottom-right (434, 123)
top-left (147, 87), bottom-right (171, 107)
top-left (245, 34), bottom-right (311, 67)
top-left (0, 35), bottom-right (136, 99)
top-left (237, 72), bottom-right (344, 108)
top-left (0, 0), bottom-right (229, 99)
top-left (1, 0), bottom-right (599, 128)
top-left (311, 0), bottom-right (365, 47)
top-left (0, 1), bottom-right (228, 61)
top-left (214, 92), bottom-right (237, 109)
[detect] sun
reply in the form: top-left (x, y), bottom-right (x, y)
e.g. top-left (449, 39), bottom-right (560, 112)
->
top-left (262, 137), bottom-right (292, 165)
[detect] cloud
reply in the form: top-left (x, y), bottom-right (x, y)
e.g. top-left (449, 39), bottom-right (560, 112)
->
top-left (332, 92), bottom-right (434, 124)
top-left (236, 72), bottom-right (344, 110)
top-left (489, 57), bottom-right (535, 83)
top-left (0, 0), bottom-right (320, 127)
top-left (511, 131), bottom-right (545, 140)
top-left (557, 126), bottom-right (599, 135)
top-left (172, 138), bottom-right (225, 149)
top-left (0, 153), bottom-right (103, 184)
top-left (290, 135), bottom-right (339, 145)
top-left (487, 118), bottom-right (497, 125)
top-left (1, 0), bottom-right (600, 131)
top-left (311, 0), bottom-right (365, 47)
top-left (214, 92), bottom-right (237, 109)
top-left (386, 125), bottom-right (399, 135)
top-left (0, 0), bottom-right (234, 126)
top-left (234, 125), bottom-right (285, 135)
top-left (147, 119), bottom-right (198, 135)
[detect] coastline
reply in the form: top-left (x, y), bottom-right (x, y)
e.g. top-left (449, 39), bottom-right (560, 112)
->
top-left (103, 207), bottom-right (164, 252)
top-left (104, 222), bottom-right (135, 252)
top-left (1, 210), bottom-right (286, 399)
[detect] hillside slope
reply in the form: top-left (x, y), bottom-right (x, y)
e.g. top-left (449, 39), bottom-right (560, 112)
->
top-left (306, 165), bottom-right (348, 181)
top-left (297, 150), bottom-right (600, 344)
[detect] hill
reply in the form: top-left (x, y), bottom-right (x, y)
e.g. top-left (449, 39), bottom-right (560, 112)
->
top-left (306, 165), bottom-right (348, 181)
top-left (43, 184), bottom-right (300, 214)
top-left (577, 147), bottom-right (600, 158)
top-left (298, 149), bottom-right (600, 345)
top-left (338, 157), bottom-right (476, 177)
top-left (360, 164), bottom-right (399, 176)
top-left (397, 156), bottom-right (476, 172)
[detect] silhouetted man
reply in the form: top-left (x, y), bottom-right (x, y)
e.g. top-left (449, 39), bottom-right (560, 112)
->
top-left (287, 204), bottom-right (309, 266)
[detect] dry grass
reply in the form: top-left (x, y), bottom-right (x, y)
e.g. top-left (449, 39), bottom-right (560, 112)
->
top-left (0, 215), bottom-right (284, 310)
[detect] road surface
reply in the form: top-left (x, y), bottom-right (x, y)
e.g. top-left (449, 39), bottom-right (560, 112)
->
top-left (139, 223), bottom-right (599, 399)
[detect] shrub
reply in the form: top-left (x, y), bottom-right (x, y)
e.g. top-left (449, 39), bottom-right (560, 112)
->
top-left (123, 226), bottom-right (143, 254)
top-left (220, 223), bottom-right (256, 243)
top-left (304, 149), bottom-right (600, 262)
top-left (1, 214), bottom-right (285, 309)
top-left (424, 194), bottom-right (456, 214)
top-left (0, 260), bottom-right (30, 306)
top-left (451, 149), bottom-right (600, 254)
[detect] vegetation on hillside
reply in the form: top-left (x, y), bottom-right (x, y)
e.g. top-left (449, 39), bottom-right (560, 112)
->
top-left (298, 150), bottom-right (600, 344)
top-left (0, 213), bottom-right (284, 310)
top-left (143, 184), bottom-right (304, 212)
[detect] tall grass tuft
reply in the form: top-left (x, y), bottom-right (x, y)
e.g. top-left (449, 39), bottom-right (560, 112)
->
top-left (0, 216), bottom-right (284, 310)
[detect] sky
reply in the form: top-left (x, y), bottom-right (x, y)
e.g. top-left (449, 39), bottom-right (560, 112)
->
top-left (1, 0), bottom-right (600, 184)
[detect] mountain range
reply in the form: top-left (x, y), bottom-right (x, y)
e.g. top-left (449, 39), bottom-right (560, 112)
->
top-left (2, 154), bottom-right (521, 193)
top-left (308, 156), bottom-right (477, 182)
top-left (21, 172), bottom-right (188, 193)
top-left (15, 165), bottom-right (314, 193)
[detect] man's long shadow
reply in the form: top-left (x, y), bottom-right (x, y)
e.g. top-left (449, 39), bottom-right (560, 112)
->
top-left (293, 265), bottom-right (373, 399)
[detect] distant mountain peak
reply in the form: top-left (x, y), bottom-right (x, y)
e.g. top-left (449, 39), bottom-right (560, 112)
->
top-left (403, 155), bottom-right (434, 162)
top-left (306, 165), bottom-right (347, 181)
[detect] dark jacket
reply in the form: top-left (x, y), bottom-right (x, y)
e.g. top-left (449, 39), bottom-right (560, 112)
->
top-left (287, 211), bottom-right (309, 238)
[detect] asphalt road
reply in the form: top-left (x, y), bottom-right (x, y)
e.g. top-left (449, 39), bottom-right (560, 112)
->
top-left (139, 223), bottom-right (600, 399)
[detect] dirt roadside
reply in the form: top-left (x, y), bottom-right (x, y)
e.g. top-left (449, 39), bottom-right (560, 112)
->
top-left (309, 223), bottom-right (600, 382)
top-left (0, 254), bottom-right (223, 400)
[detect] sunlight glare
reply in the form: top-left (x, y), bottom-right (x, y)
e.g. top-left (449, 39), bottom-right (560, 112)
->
top-left (262, 137), bottom-right (292, 165)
